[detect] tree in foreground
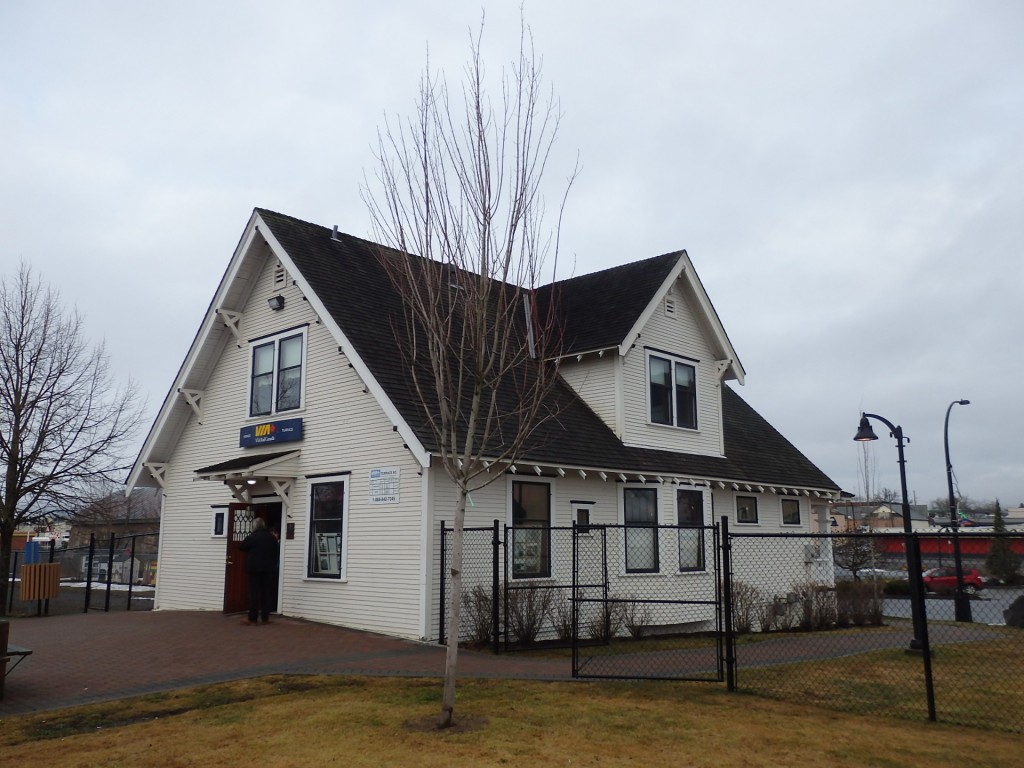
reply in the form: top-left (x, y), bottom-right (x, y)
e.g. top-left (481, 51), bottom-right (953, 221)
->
top-left (0, 264), bottom-right (142, 615)
top-left (363, 21), bottom-right (575, 727)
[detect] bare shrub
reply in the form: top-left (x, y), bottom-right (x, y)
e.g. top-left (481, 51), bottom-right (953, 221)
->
top-left (460, 584), bottom-right (495, 647)
top-left (792, 582), bottom-right (837, 631)
top-left (586, 599), bottom-right (626, 642)
top-left (731, 581), bottom-right (766, 635)
top-left (623, 595), bottom-right (652, 639)
top-left (507, 583), bottom-right (554, 645)
top-left (552, 594), bottom-right (574, 642)
top-left (835, 581), bottom-right (882, 627)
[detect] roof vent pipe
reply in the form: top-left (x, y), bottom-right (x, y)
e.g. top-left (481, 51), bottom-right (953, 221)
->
top-left (331, 225), bottom-right (339, 241)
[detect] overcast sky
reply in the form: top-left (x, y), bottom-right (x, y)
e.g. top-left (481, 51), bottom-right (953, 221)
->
top-left (3, 1), bottom-right (1021, 508)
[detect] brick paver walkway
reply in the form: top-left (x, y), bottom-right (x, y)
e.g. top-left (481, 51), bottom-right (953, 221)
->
top-left (0, 611), bottom-right (570, 715)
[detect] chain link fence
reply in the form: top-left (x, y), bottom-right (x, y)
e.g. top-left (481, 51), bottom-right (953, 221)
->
top-left (728, 529), bottom-right (1024, 733)
top-left (442, 520), bottom-right (1024, 733)
top-left (5, 532), bottom-right (159, 616)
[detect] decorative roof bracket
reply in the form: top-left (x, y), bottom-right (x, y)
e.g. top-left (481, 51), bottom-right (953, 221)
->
top-left (216, 309), bottom-right (244, 347)
top-left (178, 388), bottom-right (204, 423)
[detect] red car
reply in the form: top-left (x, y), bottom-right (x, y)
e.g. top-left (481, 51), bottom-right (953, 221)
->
top-left (922, 567), bottom-right (986, 595)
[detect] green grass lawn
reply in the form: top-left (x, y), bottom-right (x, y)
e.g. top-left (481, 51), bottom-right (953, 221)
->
top-left (2, 675), bottom-right (1021, 768)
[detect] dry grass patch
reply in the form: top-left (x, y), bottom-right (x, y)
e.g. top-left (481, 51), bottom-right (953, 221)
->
top-left (2, 675), bottom-right (1022, 768)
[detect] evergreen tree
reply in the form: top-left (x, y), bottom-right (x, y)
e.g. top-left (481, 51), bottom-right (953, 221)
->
top-left (985, 500), bottom-right (1021, 584)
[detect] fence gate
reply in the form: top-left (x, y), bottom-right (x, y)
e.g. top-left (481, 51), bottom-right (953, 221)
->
top-left (571, 523), bottom-right (726, 681)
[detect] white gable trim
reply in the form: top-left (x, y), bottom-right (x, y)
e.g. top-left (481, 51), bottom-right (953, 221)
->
top-left (127, 210), bottom-right (431, 494)
top-left (254, 213), bottom-right (431, 469)
top-left (127, 213), bottom-right (265, 492)
top-left (617, 251), bottom-right (745, 385)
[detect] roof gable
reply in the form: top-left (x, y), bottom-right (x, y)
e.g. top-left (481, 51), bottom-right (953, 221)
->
top-left (130, 208), bottom-right (835, 495)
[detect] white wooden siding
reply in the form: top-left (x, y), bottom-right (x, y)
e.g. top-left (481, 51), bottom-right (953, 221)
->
top-left (557, 356), bottom-right (621, 435)
top-left (621, 280), bottom-right (724, 455)
top-left (157, 250), bottom-right (428, 639)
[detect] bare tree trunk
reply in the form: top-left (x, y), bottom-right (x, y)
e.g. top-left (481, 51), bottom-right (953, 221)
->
top-left (363, 17), bottom-right (574, 728)
top-left (439, 488), bottom-right (468, 727)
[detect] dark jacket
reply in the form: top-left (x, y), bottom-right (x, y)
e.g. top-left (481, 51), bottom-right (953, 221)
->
top-left (238, 528), bottom-right (279, 573)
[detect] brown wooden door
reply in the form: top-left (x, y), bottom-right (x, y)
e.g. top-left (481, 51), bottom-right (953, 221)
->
top-left (224, 504), bottom-right (255, 613)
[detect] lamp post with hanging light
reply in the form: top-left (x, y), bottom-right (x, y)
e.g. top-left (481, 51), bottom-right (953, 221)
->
top-left (944, 399), bottom-right (972, 622)
top-left (854, 413), bottom-right (929, 652)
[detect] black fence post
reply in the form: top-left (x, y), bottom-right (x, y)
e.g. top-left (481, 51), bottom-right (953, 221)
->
top-left (84, 533), bottom-right (95, 612)
top-left (571, 520), bottom-right (578, 677)
top-left (104, 532), bottom-right (115, 612)
top-left (909, 534), bottom-right (936, 721)
top-left (720, 515), bottom-right (736, 692)
top-left (439, 520), bottom-right (446, 645)
top-left (491, 519), bottom-right (501, 655)
top-left (127, 534), bottom-right (137, 611)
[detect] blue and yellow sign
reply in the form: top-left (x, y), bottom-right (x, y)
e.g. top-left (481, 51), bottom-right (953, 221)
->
top-left (239, 418), bottom-right (304, 447)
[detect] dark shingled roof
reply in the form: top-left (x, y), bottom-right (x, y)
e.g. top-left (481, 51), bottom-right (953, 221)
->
top-left (256, 208), bottom-right (838, 491)
top-left (534, 251), bottom-right (681, 354)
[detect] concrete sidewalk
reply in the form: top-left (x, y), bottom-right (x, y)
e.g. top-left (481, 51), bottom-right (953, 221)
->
top-left (0, 611), bottom-right (572, 716)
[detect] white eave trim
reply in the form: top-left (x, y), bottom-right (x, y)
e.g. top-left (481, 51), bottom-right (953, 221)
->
top-left (617, 251), bottom-right (745, 385)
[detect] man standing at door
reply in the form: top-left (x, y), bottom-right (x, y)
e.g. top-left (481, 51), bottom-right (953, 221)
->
top-left (238, 517), bottom-right (279, 625)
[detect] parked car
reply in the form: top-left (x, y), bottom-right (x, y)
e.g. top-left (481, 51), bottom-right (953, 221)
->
top-left (922, 567), bottom-right (986, 595)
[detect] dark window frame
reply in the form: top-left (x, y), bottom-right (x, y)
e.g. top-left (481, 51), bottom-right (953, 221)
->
top-left (624, 486), bottom-right (660, 573)
top-left (647, 352), bottom-right (698, 429)
top-left (736, 495), bottom-right (759, 525)
top-left (781, 497), bottom-right (801, 526)
top-left (249, 329), bottom-right (306, 418)
top-left (511, 480), bottom-right (552, 579)
top-left (676, 488), bottom-right (705, 572)
top-left (307, 478), bottom-right (346, 579)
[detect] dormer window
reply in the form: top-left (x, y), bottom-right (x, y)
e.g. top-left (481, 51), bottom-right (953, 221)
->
top-left (647, 351), bottom-right (697, 429)
top-left (249, 328), bottom-right (306, 417)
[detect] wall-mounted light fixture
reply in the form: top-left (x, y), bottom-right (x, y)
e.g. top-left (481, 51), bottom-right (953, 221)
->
top-left (246, 478), bottom-right (257, 486)
top-left (267, 295), bottom-right (285, 311)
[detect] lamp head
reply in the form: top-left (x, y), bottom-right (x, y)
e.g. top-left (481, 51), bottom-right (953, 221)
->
top-left (853, 415), bottom-right (878, 442)
top-left (957, 399), bottom-right (970, 406)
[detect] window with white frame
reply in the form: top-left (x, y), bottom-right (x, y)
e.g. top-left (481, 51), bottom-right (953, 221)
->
top-left (781, 497), bottom-right (801, 526)
top-left (624, 487), bottom-right (659, 573)
top-left (736, 495), bottom-right (758, 524)
top-left (511, 480), bottom-right (551, 578)
top-left (249, 328), bottom-right (306, 417)
top-left (647, 351), bottom-right (697, 429)
top-left (572, 501), bottom-right (594, 534)
top-left (211, 509), bottom-right (226, 538)
top-left (307, 476), bottom-right (348, 579)
top-left (676, 489), bottom-right (705, 571)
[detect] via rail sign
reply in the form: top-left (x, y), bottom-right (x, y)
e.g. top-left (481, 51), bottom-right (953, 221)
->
top-left (239, 418), bottom-right (304, 447)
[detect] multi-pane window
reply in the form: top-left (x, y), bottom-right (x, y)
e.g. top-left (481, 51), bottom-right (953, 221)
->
top-left (648, 353), bottom-right (697, 429)
top-left (250, 331), bottom-right (304, 417)
top-left (736, 495), bottom-right (758, 524)
top-left (308, 479), bottom-right (346, 579)
top-left (511, 481), bottom-right (551, 578)
top-left (781, 498), bottom-right (801, 526)
top-left (624, 487), bottom-right (659, 573)
top-left (676, 489), bottom-right (705, 571)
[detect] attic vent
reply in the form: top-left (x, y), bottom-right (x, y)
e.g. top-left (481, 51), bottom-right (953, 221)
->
top-left (273, 261), bottom-right (286, 287)
top-left (665, 297), bottom-right (676, 316)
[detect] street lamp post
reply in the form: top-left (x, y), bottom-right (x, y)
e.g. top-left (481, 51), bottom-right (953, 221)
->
top-left (854, 413), bottom-right (929, 652)
top-left (944, 399), bottom-right (972, 622)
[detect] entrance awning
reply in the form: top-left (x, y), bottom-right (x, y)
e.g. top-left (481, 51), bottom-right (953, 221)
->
top-left (194, 450), bottom-right (300, 512)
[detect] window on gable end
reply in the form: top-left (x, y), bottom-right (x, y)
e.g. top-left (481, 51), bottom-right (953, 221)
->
top-left (249, 328), bottom-right (306, 418)
top-left (648, 352), bottom-right (697, 429)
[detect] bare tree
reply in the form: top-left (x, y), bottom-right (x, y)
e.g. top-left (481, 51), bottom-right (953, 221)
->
top-left (0, 263), bottom-right (142, 615)
top-left (363, 21), bottom-right (575, 728)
